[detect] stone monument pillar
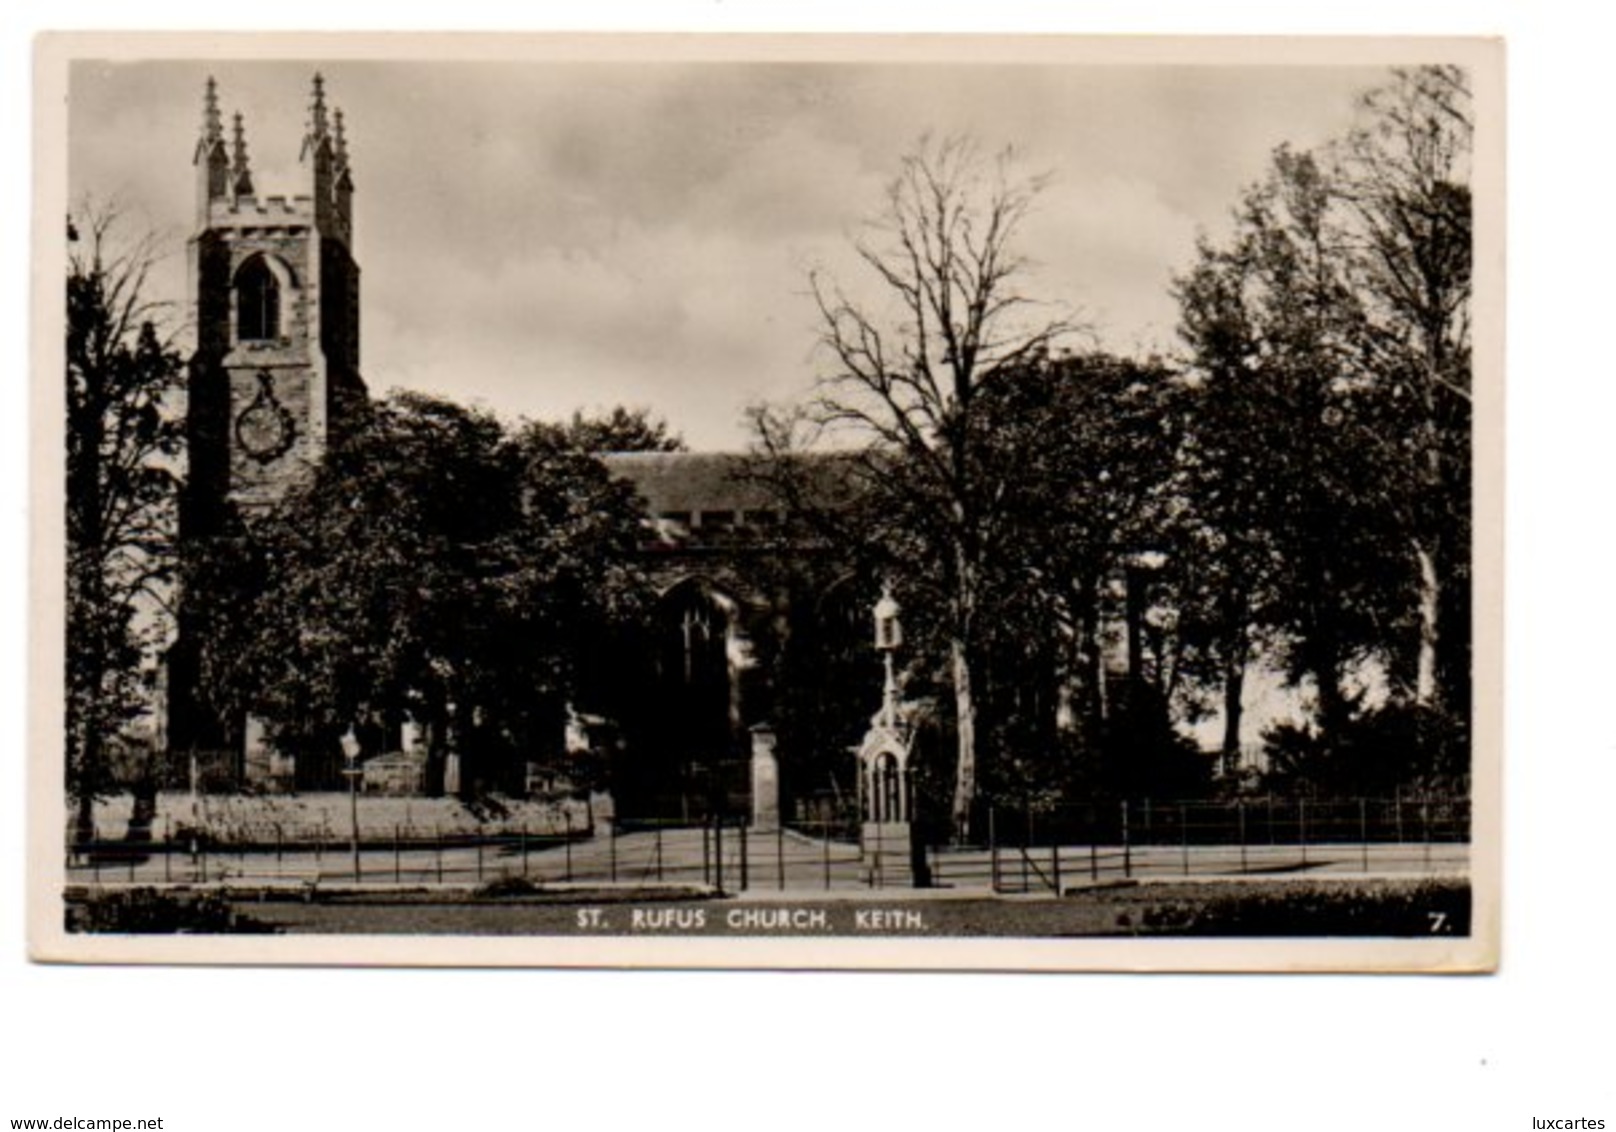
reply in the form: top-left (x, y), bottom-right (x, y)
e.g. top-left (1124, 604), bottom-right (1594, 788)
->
top-left (750, 723), bottom-right (780, 832)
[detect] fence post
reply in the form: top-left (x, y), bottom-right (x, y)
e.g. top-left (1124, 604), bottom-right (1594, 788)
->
top-left (1121, 801), bottom-right (1131, 879)
top-left (1238, 802), bottom-right (1248, 875)
top-left (565, 811), bottom-right (574, 882)
top-left (1020, 808), bottom-right (1029, 893)
top-left (656, 825), bottom-right (664, 883)
top-left (1360, 798), bottom-right (1370, 873)
top-left (276, 824), bottom-right (283, 868)
top-left (394, 825), bottom-right (402, 885)
top-left (1180, 803), bottom-right (1190, 877)
top-left (1051, 843), bottom-right (1062, 896)
top-left (609, 821), bottom-right (617, 883)
top-left (521, 823), bottom-right (529, 878)
top-left (713, 816), bottom-right (723, 894)
top-left (874, 820), bottom-right (884, 890)
top-left (702, 822), bottom-right (711, 886)
top-left (777, 823), bottom-right (785, 891)
top-left (1299, 798), bottom-right (1308, 867)
top-left (435, 826), bottom-right (443, 885)
top-left (820, 821), bottom-right (833, 892)
top-left (476, 836), bottom-right (484, 882)
top-left (988, 807), bottom-right (998, 893)
top-left (740, 821), bottom-right (749, 892)
top-left (1422, 801), bottom-right (1431, 870)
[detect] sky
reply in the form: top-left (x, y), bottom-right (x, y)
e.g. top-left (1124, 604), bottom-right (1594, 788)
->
top-left (67, 56), bottom-right (1388, 450)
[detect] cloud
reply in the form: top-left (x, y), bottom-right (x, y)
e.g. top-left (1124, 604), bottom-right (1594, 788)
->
top-left (67, 58), bottom-right (1388, 448)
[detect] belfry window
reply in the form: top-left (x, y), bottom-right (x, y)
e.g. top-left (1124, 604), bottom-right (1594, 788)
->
top-left (236, 258), bottom-right (280, 341)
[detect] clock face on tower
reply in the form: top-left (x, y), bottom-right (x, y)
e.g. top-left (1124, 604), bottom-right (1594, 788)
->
top-left (235, 369), bottom-right (297, 463)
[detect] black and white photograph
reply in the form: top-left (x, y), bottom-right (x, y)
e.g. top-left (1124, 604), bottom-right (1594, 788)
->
top-left (32, 35), bottom-right (1500, 969)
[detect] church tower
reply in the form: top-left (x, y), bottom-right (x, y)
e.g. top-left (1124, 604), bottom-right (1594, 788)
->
top-left (185, 73), bottom-right (364, 529)
top-left (169, 74), bottom-right (366, 785)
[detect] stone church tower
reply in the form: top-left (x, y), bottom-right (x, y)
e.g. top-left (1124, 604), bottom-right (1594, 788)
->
top-left (185, 73), bottom-right (365, 525)
top-left (165, 74), bottom-right (367, 785)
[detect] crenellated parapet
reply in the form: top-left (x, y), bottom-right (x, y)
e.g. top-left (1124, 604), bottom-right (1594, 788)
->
top-left (184, 72), bottom-right (364, 524)
top-left (193, 73), bottom-right (355, 245)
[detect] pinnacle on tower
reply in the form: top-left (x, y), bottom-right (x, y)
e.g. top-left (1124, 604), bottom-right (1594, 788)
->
top-left (300, 72), bottom-right (335, 165)
top-left (200, 76), bottom-right (223, 145)
top-left (194, 76), bottom-right (231, 217)
top-left (230, 111), bottom-right (254, 198)
top-left (333, 107), bottom-right (349, 168)
top-left (308, 72), bottom-right (329, 139)
top-left (194, 76), bottom-right (227, 165)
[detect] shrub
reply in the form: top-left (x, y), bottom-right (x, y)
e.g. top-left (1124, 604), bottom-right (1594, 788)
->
top-left (1260, 704), bottom-right (1470, 798)
top-left (473, 875), bottom-right (540, 899)
top-left (1132, 879), bottom-right (1470, 936)
top-left (66, 888), bottom-right (276, 934)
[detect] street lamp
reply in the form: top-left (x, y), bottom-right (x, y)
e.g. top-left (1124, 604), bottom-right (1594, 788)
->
top-left (339, 727), bottom-right (362, 882)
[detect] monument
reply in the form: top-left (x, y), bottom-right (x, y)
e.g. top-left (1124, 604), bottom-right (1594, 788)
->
top-left (856, 583), bottom-right (924, 886)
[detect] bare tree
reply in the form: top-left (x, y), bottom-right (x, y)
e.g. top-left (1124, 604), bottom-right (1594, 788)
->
top-left (798, 136), bottom-right (1077, 842)
top-left (66, 202), bottom-right (185, 841)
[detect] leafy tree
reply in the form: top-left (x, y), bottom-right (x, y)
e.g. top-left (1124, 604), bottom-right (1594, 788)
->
top-left (65, 205), bottom-right (184, 841)
top-left (1336, 65), bottom-right (1473, 723)
top-left (1172, 68), bottom-right (1472, 790)
top-left (971, 351), bottom-right (1187, 801)
top-left (1175, 147), bottom-right (1409, 755)
top-left (1172, 234), bottom-right (1291, 772)
top-left (190, 393), bottom-right (650, 795)
top-left (983, 356), bottom-right (1182, 712)
top-left (547, 406), bottom-right (685, 453)
top-left (768, 136), bottom-right (1076, 841)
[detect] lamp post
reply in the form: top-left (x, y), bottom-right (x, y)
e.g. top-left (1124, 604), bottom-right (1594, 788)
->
top-left (339, 727), bottom-right (362, 882)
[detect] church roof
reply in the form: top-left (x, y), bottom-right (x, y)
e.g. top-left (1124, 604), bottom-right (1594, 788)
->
top-left (600, 452), bottom-right (774, 515)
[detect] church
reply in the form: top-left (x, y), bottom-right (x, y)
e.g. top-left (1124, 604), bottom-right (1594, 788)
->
top-left (161, 74), bottom-right (889, 824)
top-left (158, 73), bottom-right (1195, 840)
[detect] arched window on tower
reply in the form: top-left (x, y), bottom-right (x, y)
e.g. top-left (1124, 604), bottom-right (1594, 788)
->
top-left (236, 257), bottom-right (280, 341)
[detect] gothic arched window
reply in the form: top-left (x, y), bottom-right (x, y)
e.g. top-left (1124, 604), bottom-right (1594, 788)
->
top-left (236, 257), bottom-right (280, 341)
